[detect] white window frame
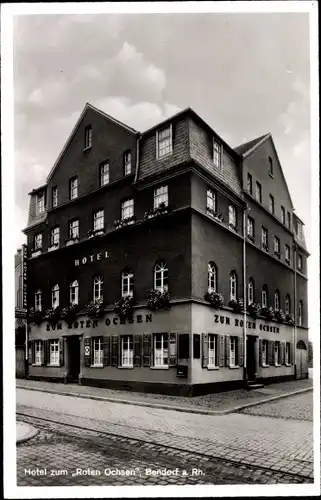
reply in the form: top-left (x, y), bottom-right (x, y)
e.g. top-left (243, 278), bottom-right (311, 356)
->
top-left (285, 295), bottom-right (290, 315)
top-left (247, 173), bottom-right (252, 194)
top-left (274, 236), bottom-right (280, 255)
top-left (285, 244), bottom-right (290, 263)
top-left (248, 279), bottom-right (254, 305)
top-left (154, 333), bottom-right (168, 367)
top-left (69, 219), bottom-right (79, 239)
top-left (93, 210), bottom-right (104, 231)
top-left (298, 301), bottom-right (303, 326)
top-left (228, 205), bottom-right (236, 228)
top-left (230, 272), bottom-right (237, 301)
top-left (121, 199), bottom-right (134, 220)
top-left (92, 337), bottom-right (103, 366)
top-left (100, 162), bottom-right (109, 186)
top-left (49, 340), bottom-right (60, 366)
top-left (70, 177), bottom-right (78, 200)
top-left (156, 125), bottom-right (172, 159)
top-left (256, 182), bottom-right (262, 203)
top-left (121, 270), bottom-right (134, 297)
top-left (121, 335), bottom-right (134, 367)
top-left (247, 216), bottom-right (254, 238)
top-left (50, 227), bottom-right (60, 247)
top-left (124, 151), bottom-right (132, 175)
top-left (52, 186), bottom-right (58, 208)
top-left (213, 139), bottom-right (221, 169)
top-left (35, 290), bottom-right (42, 311)
top-left (36, 192), bottom-right (45, 215)
top-left (261, 227), bottom-right (268, 248)
top-left (52, 284), bottom-right (59, 308)
top-left (274, 341), bottom-right (281, 365)
top-left (262, 339), bottom-right (268, 365)
top-left (154, 262), bottom-right (168, 293)
top-left (85, 125), bottom-right (92, 149)
top-left (34, 233), bottom-right (42, 250)
top-left (261, 286), bottom-right (268, 308)
top-left (93, 276), bottom-right (103, 302)
top-left (206, 189), bottom-right (216, 214)
top-left (34, 340), bottom-right (42, 365)
top-left (230, 336), bottom-right (237, 367)
top-left (208, 334), bottom-right (218, 367)
top-left (208, 262), bottom-right (217, 294)
top-left (274, 291), bottom-right (280, 311)
top-left (154, 185), bottom-right (168, 209)
top-left (70, 280), bottom-right (79, 305)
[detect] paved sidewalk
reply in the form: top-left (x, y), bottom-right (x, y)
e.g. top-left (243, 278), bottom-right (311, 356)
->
top-left (16, 377), bottom-right (312, 415)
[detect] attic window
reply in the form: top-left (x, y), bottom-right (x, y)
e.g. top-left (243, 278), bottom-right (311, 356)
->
top-left (84, 125), bottom-right (92, 149)
top-left (296, 220), bottom-right (303, 239)
top-left (268, 156), bottom-right (274, 177)
top-left (156, 125), bottom-right (172, 158)
top-left (213, 140), bottom-right (222, 169)
top-left (36, 192), bottom-right (45, 215)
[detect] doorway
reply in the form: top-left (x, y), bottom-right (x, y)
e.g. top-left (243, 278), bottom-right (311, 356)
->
top-left (67, 336), bottom-right (80, 383)
top-left (246, 335), bottom-right (256, 382)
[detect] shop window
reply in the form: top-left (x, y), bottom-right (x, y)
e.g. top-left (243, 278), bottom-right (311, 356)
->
top-left (70, 280), bottom-right (79, 305)
top-left (154, 261), bottom-right (168, 293)
top-left (208, 334), bottom-right (218, 367)
top-left (154, 333), bottom-right (168, 367)
top-left (34, 340), bottom-right (43, 365)
top-left (52, 284), bottom-right (59, 308)
top-left (229, 271), bottom-right (237, 301)
top-left (49, 340), bottom-right (60, 366)
top-left (208, 262), bottom-right (217, 293)
top-left (92, 337), bottom-right (103, 366)
top-left (121, 335), bottom-right (134, 367)
top-left (121, 270), bottom-right (134, 297)
top-left (35, 290), bottom-right (42, 311)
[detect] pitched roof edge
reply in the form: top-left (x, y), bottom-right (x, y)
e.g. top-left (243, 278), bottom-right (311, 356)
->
top-left (241, 133), bottom-right (271, 158)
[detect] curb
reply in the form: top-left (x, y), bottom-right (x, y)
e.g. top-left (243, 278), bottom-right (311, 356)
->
top-left (16, 384), bottom-right (312, 416)
top-left (16, 422), bottom-right (39, 444)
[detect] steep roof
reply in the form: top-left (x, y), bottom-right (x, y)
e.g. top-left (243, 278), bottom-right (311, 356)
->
top-left (234, 133), bottom-right (270, 156)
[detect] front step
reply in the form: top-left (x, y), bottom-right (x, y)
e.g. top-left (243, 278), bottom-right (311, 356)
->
top-left (247, 383), bottom-right (264, 390)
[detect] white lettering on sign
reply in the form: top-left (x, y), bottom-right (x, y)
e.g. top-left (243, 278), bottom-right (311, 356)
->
top-left (75, 251), bottom-right (110, 267)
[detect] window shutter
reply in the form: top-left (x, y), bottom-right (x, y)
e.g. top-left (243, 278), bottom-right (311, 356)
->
top-left (225, 335), bottom-right (230, 367)
top-left (103, 336), bottom-right (110, 366)
top-left (41, 340), bottom-right (45, 366)
top-left (178, 333), bottom-right (189, 359)
top-left (134, 334), bottom-right (142, 367)
top-left (143, 334), bottom-right (152, 367)
top-left (169, 332), bottom-right (177, 366)
top-left (218, 335), bottom-right (225, 367)
top-left (271, 341), bottom-right (275, 365)
top-left (281, 342), bottom-right (286, 365)
top-left (290, 343), bottom-right (294, 365)
top-left (259, 339), bottom-right (263, 366)
top-left (111, 335), bottom-right (119, 367)
top-left (268, 340), bottom-right (273, 366)
top-left (84, 337), bottom-right (91, 367)
top-left (202, 333), bottom-right (209, 368)
top-left (238, 336), bottom-right (244, 367)
top-left (28, 341), bottom-right (33, 365)
top-left (44, 339), bottom-right (49, 365)
top-left (59, 338), bottom-right (64, 366)
top-left (155, 130), bottom-right (159, 159)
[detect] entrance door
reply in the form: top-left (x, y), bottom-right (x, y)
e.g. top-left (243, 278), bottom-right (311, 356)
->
top-left (247, 336), bottom-right (256, 382)
top-left (67, 336), bottom-right (80, 383)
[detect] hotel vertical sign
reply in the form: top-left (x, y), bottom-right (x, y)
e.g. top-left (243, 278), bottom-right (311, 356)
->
top-left (22, 244), bottom-right (28, 311)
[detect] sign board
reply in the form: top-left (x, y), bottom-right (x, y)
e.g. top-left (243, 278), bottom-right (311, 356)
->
top-left (22, 244), bottom-right (28, 311)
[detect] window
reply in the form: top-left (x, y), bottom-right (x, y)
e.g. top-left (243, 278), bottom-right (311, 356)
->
top-left (298, 255), bottom-right (303, 271)
top-left (281, 206), bottom-right (285, 225)
top-left (121, 335), bottom-right (133, 367)
top-left (274, 236), bottom-right (280, 257)
top-left (230, 336), bottom-right (238, 367)
top-left (154, 261), bottom-right (168, 292)
top-left (69, 219), bottom-right (79, 239)
top-left (52, 284), bottom-right (59, 308)
top-left (287, 211), bottom-right (291, 229)
top-left (52, 186), bottom-right (58, 208)
top-left (296, 220), bottom-right (303, 239)
top-left (261, 285), bottom-right (268, 308)
top-left (208, 262), bottom-right (217, 293)
top-left (92, 337), bottom-right (103, 366)
top-left (121, 270), bottom-right (134, 297)
top-left (36, 192), bottom-right (45, 215)
top-left (298, 301), bottom-right (303, 326)
top-left (93, 210), bottom-right (104, 231)
top-left (285, 295), bottom-right (291, 315)
top-left (93, 277), bottom-right (103, 302)
top-left (50, 227), bottom-right (60, 247)
top-left (154, 333), bottom-right (168, 366)
top-left (256, 182), bottom-right (262, 203)
top-left (124, 151), bottom-right (132, 175)
top-left (248, 278), bottom-right (254, 305)
top-left (34, 233), bottom-right (42, 250)
top-left (154, 185), bottom-right (168, 209)
top-left (208, 334), bottom-right (218, 367)
top-left (274, 341), bottom-right (281, 365)
top-left (100, 162), bottom-right (109, 186)
top-left (70, 177), bottom-right (78, 200)
top-left (121, 199), bottom-right (134, 220)
top-left (285, 244), bottom-right (290, 264)
top-left (247, 216), bottom-right (254, 239)
top-left (213, 140), bottom-right (221, 169)
top-left (85, 125), bottom-right (92, 149)
top-left (157, 125), bottom-right (172, 158)
top-left (206, 189), bottom-right (217, 214)
top-left (274, 290), bottom-right (280, 311)
top-left (268, 156), bottom-right (274, 176)
top-left (35, 290), bottom-right (42, 311)
top-left (49, 340), bottom-right (59, 366)
top-left (286, 343), bottom-right (291, 364)
top-left (229, 271), bottom-right (237, 301)
top-left (70, 280), bottom-right (79, 305)
top-left (262, 340), bottom-right (268, 365)
top-left (261, 227), bottom-right (268, 250)
top-left (34, 340), bottom-right (43, 365)
top-left (269, 194), bottom-right (275, 214)
top-left (228, 205), bottom-right (237, 229)
top-left (247, 173), bottom-right (252, 194)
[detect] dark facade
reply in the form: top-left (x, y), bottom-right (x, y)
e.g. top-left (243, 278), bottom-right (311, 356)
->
top-left (23, 103), bottom-right (309, 395)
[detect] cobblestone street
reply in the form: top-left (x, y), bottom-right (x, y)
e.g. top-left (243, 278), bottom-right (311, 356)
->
top-left (16, 388), bottom-right (314, 486)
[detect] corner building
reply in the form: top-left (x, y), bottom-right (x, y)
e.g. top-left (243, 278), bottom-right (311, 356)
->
top-left (24, 103), bottom-right (309, 396)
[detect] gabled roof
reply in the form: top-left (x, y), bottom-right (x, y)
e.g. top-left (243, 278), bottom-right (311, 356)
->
top-left (46, 102), bottom-right (139, 183)
top-left (234, 133), bottom-right (270, 157)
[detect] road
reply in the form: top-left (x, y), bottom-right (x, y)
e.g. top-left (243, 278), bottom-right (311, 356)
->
top-left (16, 389), bottom-right (314, 486)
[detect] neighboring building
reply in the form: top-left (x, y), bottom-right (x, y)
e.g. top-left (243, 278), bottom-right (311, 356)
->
top-left (15, 248), bottom-right (26, 377)
top-left (22, 103), bottom-right (309, 395)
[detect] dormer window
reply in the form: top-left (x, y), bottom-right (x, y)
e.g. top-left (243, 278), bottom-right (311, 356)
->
top-left (296, 220), bottom-right (303, 239)
top-left (84, 125), bottom-right (92, 149)
top-left (156, 125), bottom-right (172, 158)
top-left (124, 151), bottom-right (132, 175)
top-left (213, 140), bottom-right (222, 169)
top-left (268, 156), bottom-right (274, 176)
top-left (36, 192), bottom-right (45, 215)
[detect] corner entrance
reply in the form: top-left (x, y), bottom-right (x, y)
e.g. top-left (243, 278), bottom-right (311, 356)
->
top-left (246, 335), bottom-right (256, 382)
top-left (66, 336), bottom-right (80, 383)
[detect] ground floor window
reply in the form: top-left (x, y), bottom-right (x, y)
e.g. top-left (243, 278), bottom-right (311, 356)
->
top-left (230, 336), bottom-right (238, 367)
top-left (286, 342), bottom-right (291, 364)
top-left (274, 341), bottom-right (281, 365)
top-left (262, 339), bottom-right (268, 365)
top-left (121, 335), bottom-right (133, 367)
top-left (154, 333), bottom-right (168, 366)
top-left (49, 340), bottom-right (59, 366)
top-left (92, 337), bottom-right (103, 366)
top-left (34, 340), bottom-right (43, 365)
top-left (208, 334), bottom-right (218, 367)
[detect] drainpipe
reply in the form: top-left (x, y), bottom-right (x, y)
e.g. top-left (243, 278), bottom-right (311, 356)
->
top-left (243, 205), bottom-right (247, 383)
top-left (134, 134), bottom-right (142, 184)
top-left (293, 242), bottom-right (297, 379)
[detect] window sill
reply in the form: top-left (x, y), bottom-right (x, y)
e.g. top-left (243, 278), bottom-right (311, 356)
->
top-left (285, 363), bottom-right (292, 367)
top-left (207, 365), bottom-right (219, 370)
top-left (32, 363), bottom-right (43, 367)
top-left (274, 363), bottom-right (282, 367)
top-left (83, 146), bottom-right (92, 152)
top-left (66, 239), bottom-right (79, 246)
top-left (229, 365), bottom-right (240, 369)
top-left (48, 246), bottom-right (59, 252)
top-left (90, 364), bottom-right (104, 368)
top-left (31, 250), bottom-right (43, 257)
top-left (150, 365), bottom-right (169, 370)
top-left (157, 151), bottom-right (173, 161)
top-left (262, 363), bottom-right (270, 368)
top-left (118, 365), bottom-right (134, 369)
top-left (47, 363), bottom-right (60, 367)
